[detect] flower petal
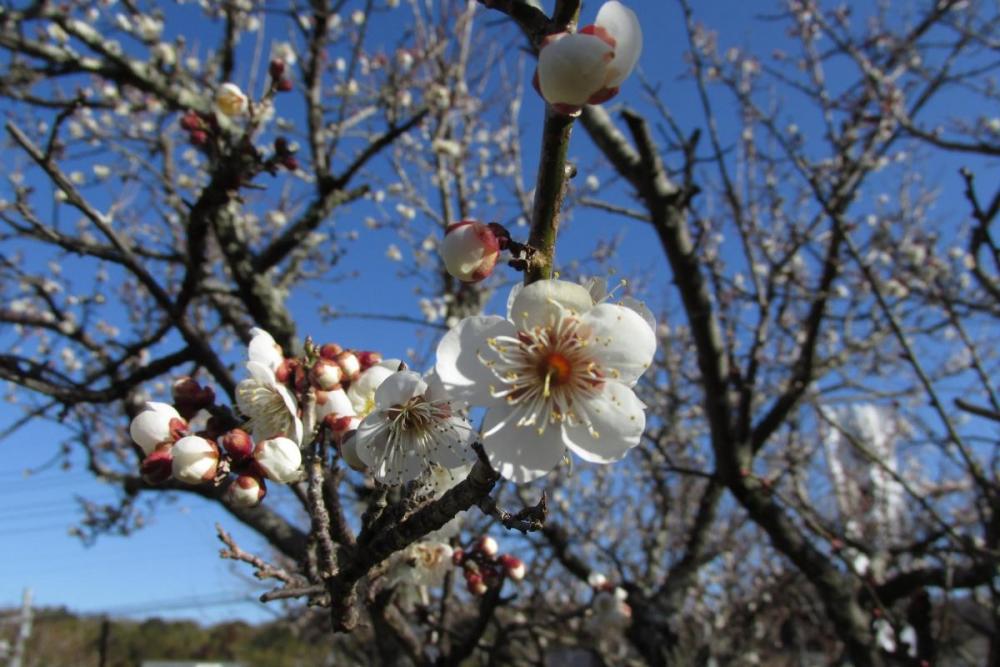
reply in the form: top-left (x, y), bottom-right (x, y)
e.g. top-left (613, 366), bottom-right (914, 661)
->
top-left (374, 370), bottom-right (428, 408)
top-left (596, 0), bottom-right (642, 88)
top-left (481, 405), bottom-right (566, 483)
top-left (316, 387), bottom-right (355, 419)
top-left (435, 315), bottom-right (515, 406)
top-left (248, 328), bottom-right (283, 370)
top-left (581, 302), bottom-right (655, 386)
top-left (355, 415), bottom-right (425, 484)
top-left (428, 416), bottom-right (477, 469)
top-left (537, 33), bottom-right (614, 107)
top-left (510, 279), bottom-right (594, 331)
top-left (563, 381), bottom-right (645, 463)
top-left (347, 359), bottom-right (401, 415)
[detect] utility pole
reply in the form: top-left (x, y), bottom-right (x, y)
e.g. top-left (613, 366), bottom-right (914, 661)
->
top-left (8, 588), bottom-right (32, 667)
top-left (97, 617), bottom-right (110, 667)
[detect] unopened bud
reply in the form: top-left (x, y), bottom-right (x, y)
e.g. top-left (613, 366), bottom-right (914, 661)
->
top-left (336, 351), bottom-right (361, 381)
top-left (254, 436), bottom-right (303, 483)
top-left (441, 220), bottom-right (501, 283)
top-left (179, 111), bottom-right (201, 131)
top-left (220, 428), bottom-right (254, 462)
top-left (141, 445), bottom-right (174, 484)
top-left (268, 59), bottom-right (286, 80)
top-left (499, 554), bottom-right (525, 581)
top-left (476, 535), bottom-right (499, 557)
top-left (276, 77), bottom-right (293, 92)
top-left (228, 473), bottom-right (267, 507)
top-left (130, 402), bottom-right (186, 456)
top-left (281, 155), bottom-right (299, 171)
top-left (171, 377), bottom-right (215, 420)
top-left (311, 358), bottom-right (343, 391)
top-left (319, 343), bottom-right (343, 360)
top-left (171, 435), bottom-right (220, 484)
top-left (275, 358), bottom-right (297, 384)
top-left (451, 548), bottom-right (465, 566)
top-left (356, 350), bottom-right (382, 371)
top-left (215, 82), bottom-right (248, 117)
top-left (189, 130), bottom-right (208, 146)
top-left (274, 136), bottom-right (290, 155)
top-left (465, 572), bottom-right (487, 596)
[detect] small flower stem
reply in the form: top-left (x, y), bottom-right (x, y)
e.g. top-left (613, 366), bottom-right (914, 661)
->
top-left (525, 109), bottom-right (576, 284)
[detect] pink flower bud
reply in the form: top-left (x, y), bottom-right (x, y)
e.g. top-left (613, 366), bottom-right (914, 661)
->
top-left (465, 572), bottom-right (487, 596)
top-left (179, 111), bottom-right (202, 131)
top-left (276, 77), bottom-right (293, 92)
top-left (499, 554), bottom-right (525, 581)
top-left (141, 445), bottom-right (174, 485)
top-left (476, 535), bottom-right (499, 557)
top-left (311, 358), bottom-right (344, 391)
top-left (451, 548), bottom-right (465, 566)
top-left (336, 351), bottom-right (361, 381)
top-left (228, 474), bottom-right (267, 507)
top-left (319, 343), bottom-right (343, 360)
top-left (281, 155), bottom-right (299, 171)
top-left (440, 221), bottom-right (500, 283)
top-left (130, 402), bottom-right (186, 456)
top-left (190, 129), bottom-right (208, 146)
top-left (171, 377), bottom-right (215, 420)
top-left (254, 436), bottom-right (302, 483)
top-left (356, 350), bottom-right (382, 371)
top-left (171, 435), bottom-right (220, 484)
top-left (268, 59), bottom-right (286, 80)
top-left (220, 428), bottom-right (254, 462)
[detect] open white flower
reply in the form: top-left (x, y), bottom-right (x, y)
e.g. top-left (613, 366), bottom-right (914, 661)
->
top-left (216, 82), bottom-right (248, 117)
top-left (347, 358), bottom-right (404, 418)
top-left (536, 1), bottom-right (642, 113)
top-left (436, 279), bottom-right (656, 483)
top-left (236, 328), bottom-right (303, 445)
top-left (354, 370), bottom-right (475, 484)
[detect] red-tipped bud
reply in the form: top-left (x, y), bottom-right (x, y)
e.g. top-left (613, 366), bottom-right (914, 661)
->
top-left (319, 343), bottom-right (343, 360)
top-left (356, 350), bottom-right (383, 371)
top-left (311, 358), bottom-right (344, 391)
top-left (274, 136), bottom-right (290, 155)
top-left (324, 414), bottom-right (359, 440)
top-left (180, 111), bottom-right (202, 131)
top-left (441, 220), bottom-right (501, 283)
top-left (281, 155), bottom-right (299, 171)
top-left (465, 572), bottom-right (487, 596)
top-left (475, 535), bottom-right (499, 557)
top-left (275, 359), bottom-right (297, 384)
top-left (130, 403), bottom-right (186, 456)
top-left (228, 473), bottom-right (267, 507)
top-left (268, 59), bottom-right (286, 80)
top-left (171, 435), bottom-right (220, 484)
top-left (220, 428), bottom-right (254, 463)
top-left (141, 445), bottom-right (174, 485)
top-left (171, 377), bottom-right (215, 420)
top-left (276, 77), bottom-right (293, 92)
top-left (190, 129), bottom-right (208, 146)
top-left (451, 548), bottom-right (465, 566)
top-left (499, 554), bottom-right (525, 581)
top-left (336, 351), bottom-right (361, 381)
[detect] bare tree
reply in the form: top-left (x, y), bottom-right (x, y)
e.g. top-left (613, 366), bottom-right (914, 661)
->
top-left (1, 0), bottom-right (998, 665)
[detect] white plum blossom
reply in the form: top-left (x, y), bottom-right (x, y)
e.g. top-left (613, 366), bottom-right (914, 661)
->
top-left (216, 82), bottom-right (248, 117)
top-left (385, 540), bottom-right (455, 610)
top-left (236, 328), bottom-right (303, 445)
top-left (253, 435), bottom-right (303, 483)
top-left (347, 358), bottom-right (405, 418)
top-left (536, 1), bottom-right (642, 113)
top-left (436, 279), bottom-right (656, 482)
top-left (129, 402), bottom-right (185, 455)
top-left (171, 435), bottom-right (220, 484)
top-left (228, 474), bottom-right (266, 507)
top-left (587, 587), bottom-right (632, 633)
top-left (354, 370), bottom-right (475, 484)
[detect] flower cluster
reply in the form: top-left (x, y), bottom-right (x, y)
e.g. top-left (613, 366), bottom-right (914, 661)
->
top-left (128, 377), bottom-right (302, 507)
top-left (452, 535), bottom-right (525, 596)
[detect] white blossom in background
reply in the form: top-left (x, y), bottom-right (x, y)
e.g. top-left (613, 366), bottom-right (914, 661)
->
top-left (586, 587), bottom-right (632, 634)
top-left (236, 328), bottom-right (303, 445)
top-left (536, 1), bottom-right (642, 113)
top-left (385, 540), bottom-right (454, 610)
top-left (354, 370), bottom-right (475, 484)
top-left (436, 279), bottom-right (656, 482)
top-left (216, 82), bottom-right (248, 117)
top-left (129, 402), bottom-right (185, 455)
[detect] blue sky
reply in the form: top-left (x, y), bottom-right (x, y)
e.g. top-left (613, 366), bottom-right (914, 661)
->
top-left (1, 0), bottom-right (996, 626)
